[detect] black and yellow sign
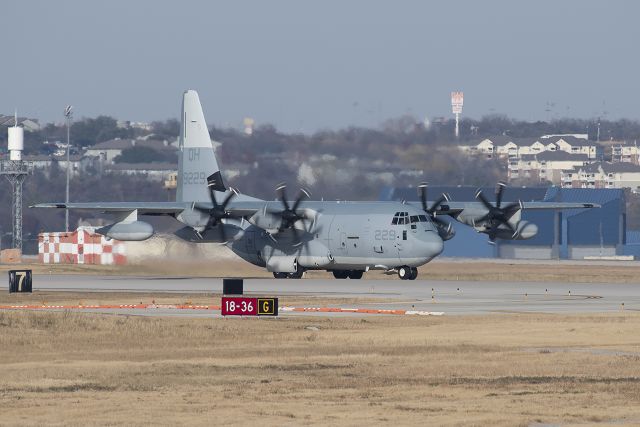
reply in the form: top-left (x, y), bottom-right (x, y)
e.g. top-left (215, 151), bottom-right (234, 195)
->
top-left (257, 298), bottom-right (278, 316)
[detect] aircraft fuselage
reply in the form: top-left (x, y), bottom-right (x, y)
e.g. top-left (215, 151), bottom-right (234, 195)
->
top-left (228, 201), bottom-right (444, 274)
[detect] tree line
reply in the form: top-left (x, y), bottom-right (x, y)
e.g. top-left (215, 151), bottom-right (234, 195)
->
top-left (4, 113), bottom-right (640, 252)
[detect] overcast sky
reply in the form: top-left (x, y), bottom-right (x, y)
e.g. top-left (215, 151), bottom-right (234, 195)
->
top-left (2, 0), bottom-right (639, 131)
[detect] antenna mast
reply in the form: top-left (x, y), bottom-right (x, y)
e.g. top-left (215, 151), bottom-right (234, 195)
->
top-left (1, 109), bottom-right (32, 252)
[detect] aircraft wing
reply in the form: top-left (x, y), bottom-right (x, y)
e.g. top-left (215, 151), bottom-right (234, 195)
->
top-left (430, 201), bottom-right (599, 216)
top-left (31, 202), bottom-right (191, 215)
top-left (31, 200), bottom-right (272, 218)
top-left (192, 200), bottom-right (271, 217)
top-left (517, 201), bottom-right (599, 209)
top-left (34, 199), bottom-right (599, 216)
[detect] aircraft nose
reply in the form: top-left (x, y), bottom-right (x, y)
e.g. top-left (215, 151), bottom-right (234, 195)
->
top-left (417, 232), bottom-right (444, 258)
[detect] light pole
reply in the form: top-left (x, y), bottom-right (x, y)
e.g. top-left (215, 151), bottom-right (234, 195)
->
top-left (64, 105), bottom-right (73, 232)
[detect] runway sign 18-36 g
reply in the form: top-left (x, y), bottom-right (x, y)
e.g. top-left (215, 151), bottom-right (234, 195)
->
top-left (221, 297), bottom-right (278, 316)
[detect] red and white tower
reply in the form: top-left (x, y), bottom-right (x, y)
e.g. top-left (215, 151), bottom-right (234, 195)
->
top-left (451, 91), bottom-right (464, 139)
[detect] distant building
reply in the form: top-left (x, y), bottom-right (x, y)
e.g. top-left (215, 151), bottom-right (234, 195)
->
top-left (458, 136), bottom-right (513, 159)
top-left (459, 135), bottom-right (601, 160)
top-left (511, 138), bottom-right (546, 157)
top-left (104, 162), bottom-right (176, 181)
top-left (461, 135), bottom-right (603, 186)
top-left (509, 151), bottom-right (589, 184)
top-left (116, 120), bottom-right (152, 131)
top-left (22, 154), bottom-right (87, 177)
top-left (0, 115), bottom-right (40, 132)
top-left (164, 172), bottom-right (177, 190)
top-left (561, 161), bottom-right (640, 191)
top-left (610, 142), bottom-right (640, 165)
top-left (540, 133), bottom-right (588, 140)
top-left (84, 138), bottom-right (176, 164)
top-left (84, 138), bottom-right (134, 163)
top-left (547, 136), bottom-right (601, 159)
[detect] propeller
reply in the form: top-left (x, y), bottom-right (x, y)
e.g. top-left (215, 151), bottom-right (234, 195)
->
top-left (198, 175), bottom-right (238, 242)
top-left (418, 182), bottom-right (454, 239)
top-left (474, 181), bottom-right (523, 243)
top-left (274, 182), bottom-right (315, 247)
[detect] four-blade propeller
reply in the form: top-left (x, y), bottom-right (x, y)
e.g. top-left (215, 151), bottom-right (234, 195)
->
top-left (474, 181), bottom-right (522, 243)
top-left (418, 182), bottom-right (455, 240)
top-left (198, 175), bottom-right (238, 242)
top-left (274, 183), bottom-right (315, 246)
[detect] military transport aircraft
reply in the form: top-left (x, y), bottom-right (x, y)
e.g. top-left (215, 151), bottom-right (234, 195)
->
top-left (33, 90), bottom-right (597, 280)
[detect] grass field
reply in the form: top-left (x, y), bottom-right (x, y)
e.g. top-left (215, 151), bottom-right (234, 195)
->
top-left (1, 308), bottom-right (640, 426)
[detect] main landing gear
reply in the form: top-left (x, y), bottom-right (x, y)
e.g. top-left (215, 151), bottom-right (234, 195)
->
top-left (332, 270), bottom-right (364, 280)
top-left (273, 269), bottom-right (304, 279)
top-left (398, 266), bottom-right (418, 281)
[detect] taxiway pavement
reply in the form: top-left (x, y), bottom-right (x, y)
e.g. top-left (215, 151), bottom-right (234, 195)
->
top-left (14, 274), bottom-right (640, 316)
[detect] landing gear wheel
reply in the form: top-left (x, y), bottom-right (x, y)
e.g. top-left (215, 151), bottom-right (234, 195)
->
top-left (348, 270), bottom-right (364, 280)
top-left (398, 266), bottom-right (411, 280)
top-left (273, 272), bottom-right (287, 279)
top-left (288, 266), bottom-right (305, 279)
top-left (408, 267), bottom-right (418, 280)
top-left (332, 270), bottom-right (349, 279)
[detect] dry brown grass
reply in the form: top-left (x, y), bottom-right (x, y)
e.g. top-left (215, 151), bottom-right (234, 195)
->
top-left (1, 308), bottom-right (640, 426)
top-left (3, 259), bottom-right (640, 283)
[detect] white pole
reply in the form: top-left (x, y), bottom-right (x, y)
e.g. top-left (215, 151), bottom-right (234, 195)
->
top-left (455, 113), bottom-right (460, 139)
top-left (64, 106), bottom-right (73, 232)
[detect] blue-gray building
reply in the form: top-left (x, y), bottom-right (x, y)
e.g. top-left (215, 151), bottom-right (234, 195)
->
top-left (381, 186), bottom-right (632, 259)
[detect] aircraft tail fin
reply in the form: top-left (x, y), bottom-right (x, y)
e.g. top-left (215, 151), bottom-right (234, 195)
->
top-left (176, 90), bottom-right (224, 203)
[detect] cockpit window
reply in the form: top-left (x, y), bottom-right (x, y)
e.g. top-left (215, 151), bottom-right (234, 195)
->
top-left (419, 215), bottom-right (428, 222)
top-left (392, 211), bottom-right (416, 225)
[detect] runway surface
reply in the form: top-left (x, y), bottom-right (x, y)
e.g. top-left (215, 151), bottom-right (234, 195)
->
top-left (13, 274), bottom-right (640, 316)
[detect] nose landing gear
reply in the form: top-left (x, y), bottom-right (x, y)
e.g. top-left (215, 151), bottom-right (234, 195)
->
top-left (398, 266), bottom-right (418, 280)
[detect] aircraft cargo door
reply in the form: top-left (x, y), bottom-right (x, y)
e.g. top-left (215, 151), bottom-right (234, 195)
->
top-left (328, 216), bottom-right (348, 261)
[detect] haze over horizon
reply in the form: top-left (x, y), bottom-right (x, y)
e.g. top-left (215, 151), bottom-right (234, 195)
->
top-left (2, 0), bottom-right (639, 132)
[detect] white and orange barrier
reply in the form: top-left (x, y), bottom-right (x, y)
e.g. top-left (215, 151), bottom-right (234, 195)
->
top-left (38, 228), bottom-right (126, 265)
top-left (0, 303), bottom-right (443, 316)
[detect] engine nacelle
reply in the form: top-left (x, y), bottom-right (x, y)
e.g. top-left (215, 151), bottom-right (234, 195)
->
top-left (436, 222), bottom-right (455, 241)
top-left (248, 211), bottom-right (282, 235)
top-left (297, 254), bottom-right (333, 268)
top-left (513, 221), bottom-right (538, 240)
top-left (476, 221), bottom-right (538, 240)
top-left (265, 256), bottom-right (298, 273)
top-left (96, 221), bottom-right (154, 241)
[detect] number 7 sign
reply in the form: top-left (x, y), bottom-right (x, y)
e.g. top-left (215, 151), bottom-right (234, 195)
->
top-left (8, 270), bottom-right (32, 293)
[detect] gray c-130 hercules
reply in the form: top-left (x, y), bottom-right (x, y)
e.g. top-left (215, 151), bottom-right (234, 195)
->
top-left (33, 90), bottom-right (598, 280)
